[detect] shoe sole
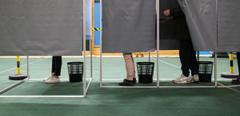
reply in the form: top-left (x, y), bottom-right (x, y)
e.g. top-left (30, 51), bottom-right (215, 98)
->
top-left (45, 81), bottom-right (60, 84)
top-left (172, 81), bottom-right (189, 84)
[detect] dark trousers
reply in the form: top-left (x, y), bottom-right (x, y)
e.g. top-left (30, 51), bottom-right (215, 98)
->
top-left (179, 40), bottom-right (198, 77)
top-left (52, 56), bottom-right (62, 76)
top-left (237, 52), bottom-right (240, 77)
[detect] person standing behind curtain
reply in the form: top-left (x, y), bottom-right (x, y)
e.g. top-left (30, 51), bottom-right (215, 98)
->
top-left (162, 0), bottom-right (199, 84)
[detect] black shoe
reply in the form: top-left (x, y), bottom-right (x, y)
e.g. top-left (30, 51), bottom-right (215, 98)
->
top-left (119, 79), bottom-right (136, 86)
top-left (133, 78), bottom-right (137, 84)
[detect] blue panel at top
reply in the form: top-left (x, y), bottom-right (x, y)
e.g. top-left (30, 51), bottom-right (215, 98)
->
top-left (94, 2), bottom-right (101, 46)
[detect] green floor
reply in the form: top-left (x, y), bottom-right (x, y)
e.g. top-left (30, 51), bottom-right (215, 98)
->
top-left (0, 57), bottom-right (240, 116)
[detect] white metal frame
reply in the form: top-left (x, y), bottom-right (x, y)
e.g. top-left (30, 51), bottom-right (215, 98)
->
top-left (0, 0), bottom-right (93, 98)
top-left (99, 0), bottom-right (239, 89)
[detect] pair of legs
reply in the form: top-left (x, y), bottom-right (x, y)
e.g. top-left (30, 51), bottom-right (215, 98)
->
top-left (179, 40), bottom-right (198, 77)
top-left (174, 40), bottom-right (199, 83)
top-left (119, 53), bottom-right (136, 86)
top-left (44, 56), bottom-right (62, 84)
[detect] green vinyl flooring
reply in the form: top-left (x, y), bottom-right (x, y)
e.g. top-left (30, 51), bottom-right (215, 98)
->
top-left (0, 57), bottom-right (239, 116)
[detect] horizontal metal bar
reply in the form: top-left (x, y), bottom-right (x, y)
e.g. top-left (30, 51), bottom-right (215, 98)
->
top-left (217, 82), bottom-right (240, 88)
top-left (0, 78), bottom-right (93, 98)
top-left (29, 77), bottom-right (93, 82)
top-left (102, 79), bottom-right (160, 82)
top-left (158, 86), bottom-right (217, 89)
top-left (0, 95), bottom-right (85, 98)
top-left (101, 85), bottom-right (158, 89)
top-left (100, 83), bottom-right (229, 89)
top-left (101, 85), bottom-right (238, 89)
top-left (223, 84), bottom-right (240, 88)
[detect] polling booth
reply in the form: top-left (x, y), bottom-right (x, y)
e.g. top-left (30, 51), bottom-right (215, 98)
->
top-left (100, 0), bottom-right (240, 88)
top-left (100, 0), bottom-right (159, 88)
top-left (0, 0), bottom-right (92, 97)
top-left (181, 0), bottom-right (240, 87)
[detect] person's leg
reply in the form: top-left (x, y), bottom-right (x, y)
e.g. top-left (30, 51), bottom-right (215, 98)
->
top-left (52, 56), bottom-right (62, 77)
top-left (173, 40), bottom-right (192, 83)
top-left (51, 56), bottom-right (56, 75)
top-left (187, 41), bottom-right (199, 82)
top-left (45, 56), bottom-right (62, 84)
top-left (123, 53), bottom-right (135, 80)
top-left (188, 42), bottom-right (198, 76)
top-left (119, 53), bottom-right (136, 86)
top-left (179, 40), bottom-right (190, 77)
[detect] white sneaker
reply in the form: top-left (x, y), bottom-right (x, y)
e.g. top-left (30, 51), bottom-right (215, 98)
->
top-left (43, 73), bottom-right (54, 82)
top-left (173, 74), bottom-right (191, 84)
top-left (44, 76), bottom-right (60, 84)
top-left (189, 74), bottom-right (199, 83)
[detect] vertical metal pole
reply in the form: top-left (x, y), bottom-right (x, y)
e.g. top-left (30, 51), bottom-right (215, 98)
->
top-left (27, 56), bottom-right (30, 80)
top-left (90, 32), bottom-right (93, 78)
top-left (91, 0), bottom-right (95, 50)
top-left (83, 0), bottom-right (87, 97)
top-left (148, 52), bottom-right (151, 62)
top-left (214, 53), bottom-right (218, 87)
top-left (90, 0), bottom-right (95, 79)
top-left (89, 32), bottom-right (93, 78)
top-left (156, 0), bottom-right (160, 87)
top-left (214, 0), bottom-right (218, 87)
top-left (100, 0), bottom-right (103, 87)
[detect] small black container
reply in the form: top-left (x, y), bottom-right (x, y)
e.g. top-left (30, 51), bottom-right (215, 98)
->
top-left (198, 61), bottom-right (213, 82)
top-left (67, 62), bottom-right (83, 82)
top-left (137, 62), bottom-right (154, 83)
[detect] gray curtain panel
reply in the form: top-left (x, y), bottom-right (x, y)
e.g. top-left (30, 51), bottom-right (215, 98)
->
top-left (180, 0), bottom-right (240, 51)
top-left (218, 0), bottom-right (240, 52)
top-left (102, 0), bottom-right (156, 53)
top-left (0, 0), bottom-right (83, 55)
top-left (180, 0), bottom-right (217, 51)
